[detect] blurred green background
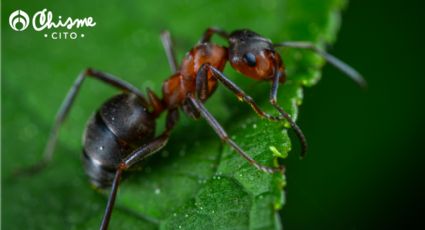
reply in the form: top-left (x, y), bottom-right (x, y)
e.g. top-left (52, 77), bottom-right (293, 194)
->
top-left (2, 0), bottom-right (425, 229)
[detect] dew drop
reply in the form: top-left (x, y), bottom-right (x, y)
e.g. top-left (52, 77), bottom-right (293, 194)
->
top-left (99, 146), bottom-right (104, 151)
top-left (179, 225), bottom-right (182, 229)
top-left (154, 188), bottom-right (161, 195)
top-left (185, 214), bottom-right (189, 218)
top-left (173, 213), bottom-right (177, 217)
top-left (253, 124), bottom-right (257, 129)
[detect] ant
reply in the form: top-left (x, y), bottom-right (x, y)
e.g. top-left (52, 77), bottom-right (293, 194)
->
top-left (15, 28), bottom-right (364, 229)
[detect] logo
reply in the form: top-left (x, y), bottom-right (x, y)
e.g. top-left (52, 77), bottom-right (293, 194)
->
top-left (8, 9), bottom-right (96, 40)
top-left (9, 10), bottom-right (30, 31)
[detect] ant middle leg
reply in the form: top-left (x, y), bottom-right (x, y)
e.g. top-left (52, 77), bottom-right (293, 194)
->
top-left (14, 68), bottom-right (148, 177)
top-left (187, 95), bottom-right (284, 174)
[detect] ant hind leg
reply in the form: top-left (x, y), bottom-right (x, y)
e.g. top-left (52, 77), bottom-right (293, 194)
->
top-left (13, 69), bottom-right (148, 177)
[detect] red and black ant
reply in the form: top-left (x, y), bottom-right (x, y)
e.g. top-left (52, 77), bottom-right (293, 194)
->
top-left (15, 28), bottom-right (364, 229)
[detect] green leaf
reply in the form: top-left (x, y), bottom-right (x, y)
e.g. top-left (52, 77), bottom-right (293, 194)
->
top-left (2, 0), bottom-right (346, 229)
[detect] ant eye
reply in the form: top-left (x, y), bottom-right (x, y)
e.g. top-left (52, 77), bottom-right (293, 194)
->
top-left (243, 53), bottom-right (257, 67)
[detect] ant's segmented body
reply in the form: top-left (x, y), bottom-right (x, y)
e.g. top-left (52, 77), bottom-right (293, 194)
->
top-left (16, 28), bottom-right (364, 230)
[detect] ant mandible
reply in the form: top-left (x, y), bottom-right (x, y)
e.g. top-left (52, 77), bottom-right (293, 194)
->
top-left (16, 27), bottom-right (364, 230)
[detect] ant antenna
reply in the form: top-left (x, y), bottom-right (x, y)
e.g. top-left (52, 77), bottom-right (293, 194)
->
top-left (274, 41), bottom-right (367, 88)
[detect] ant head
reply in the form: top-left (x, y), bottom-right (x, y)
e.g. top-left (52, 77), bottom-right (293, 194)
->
top-left (228, 29), bottom-right (283, 80)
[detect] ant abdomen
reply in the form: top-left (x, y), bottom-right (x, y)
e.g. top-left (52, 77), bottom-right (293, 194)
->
top-left (82, 93), bottom-right (156, 188)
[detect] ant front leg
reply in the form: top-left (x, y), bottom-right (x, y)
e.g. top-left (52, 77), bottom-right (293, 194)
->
top-left (274, 41), bottom-right (367, 88)
top-left (196, 64), bottom-right (286, 121)
top-left (100, 109), bottom-right (178, 230)
top-left (187, 95), bottom-right (284, 174)
top-left (270, 70), bottom-right (308, 157)
top-left (196, 64), bottom-right (307, 158)
top-left (200, 27), bottom-right (229, 43)
top-left (13, 68), bottom-right (148, 177)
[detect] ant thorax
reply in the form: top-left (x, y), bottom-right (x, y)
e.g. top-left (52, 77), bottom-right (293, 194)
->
top-left (180, 43), bottom-right (227, 79)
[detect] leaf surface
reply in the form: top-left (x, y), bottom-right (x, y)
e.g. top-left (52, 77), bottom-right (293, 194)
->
top-left (2, 0), bottom-right (346, 229)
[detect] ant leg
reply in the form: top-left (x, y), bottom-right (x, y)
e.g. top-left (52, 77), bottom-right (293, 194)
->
top-left (100, 133), bottom-right (169, 230)
top-left (196, 64), bottom-right (284, 121)
top-left (100, 110), bottom-right (177, 230)
top-left (160, 30), bottom-right (178, 73)
top-left (274, 41), bottom-right (367, 88)
top-left (187, 95), bottom-right (284, 174)
top-left (270, 70), bottom-right (308, 158)
top-left (200, 27), bottom-right (229, 43)
top-left (100, 134), bottom-right (169, 230)
top-left (146, 88), bottom-right (164, 117)
top-left (100, 165), bottom-right (123, 230)
top-left (196, 64), bottom-right (307, 158)
top-left (13, 68), bottom-right (148, 177)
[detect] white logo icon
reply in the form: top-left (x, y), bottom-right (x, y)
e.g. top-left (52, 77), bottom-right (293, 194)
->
top-left (9, 10), bottom-right (30, 31)
top-left (8, 9), bottom-right (96, 39)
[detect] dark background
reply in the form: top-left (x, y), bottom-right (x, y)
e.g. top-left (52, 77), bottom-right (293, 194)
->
top-left (3, 0), bottom-right (425, 229)
top-left (282, 0), bottom-right (425, 229)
